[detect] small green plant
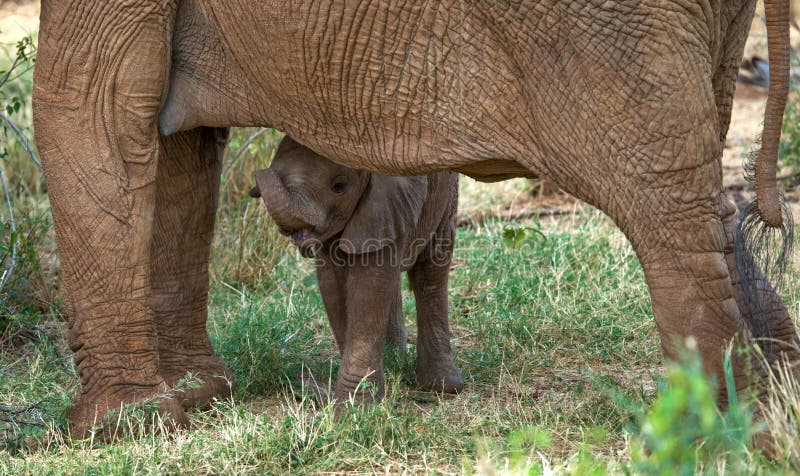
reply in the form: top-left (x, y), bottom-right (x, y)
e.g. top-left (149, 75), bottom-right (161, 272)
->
top-left (502, 425), bottom-right (553, 474)
top-left (468, 426), bottom-right (553, 475)
top-left (566, 445), bottom-right (609, 476)
top-left (98, 398), bottom-right (168, 441)
top-left (631, 344), bottom-right (756, 475)
top-left (501, 222), bottom-right (545, 249)
top-left (173, 371), bottom-right (204, 395)
top-left (95, 373), bottom-right (202, 441)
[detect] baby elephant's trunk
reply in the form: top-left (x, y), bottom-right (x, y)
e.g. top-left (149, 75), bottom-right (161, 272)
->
top-left (255, 169), bottom-right (317, 232)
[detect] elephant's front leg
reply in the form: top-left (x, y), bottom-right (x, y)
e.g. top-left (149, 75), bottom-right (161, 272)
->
top-left (151, 128), bottom-right (233, 409)
top-left (33, 0), bottom-right (187, 437)
top-left (318, 248), bottom-right (407, 355)
top-left (336, 251), bottom-right (399, 402)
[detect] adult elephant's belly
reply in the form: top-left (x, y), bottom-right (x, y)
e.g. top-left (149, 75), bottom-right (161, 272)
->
top-left (159, 0), bottom-right (543, 179)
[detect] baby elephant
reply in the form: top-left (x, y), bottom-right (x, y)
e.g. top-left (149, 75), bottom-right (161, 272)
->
top-left (250, 136), bottom-right (463, 401)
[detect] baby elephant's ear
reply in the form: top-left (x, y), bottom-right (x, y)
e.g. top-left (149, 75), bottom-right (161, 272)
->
top-left (339, 175), bottom-right (428, 255)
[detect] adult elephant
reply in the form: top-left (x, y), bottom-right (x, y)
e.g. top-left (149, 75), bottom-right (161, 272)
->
top-left (33, 0), bottom-right (799, 437)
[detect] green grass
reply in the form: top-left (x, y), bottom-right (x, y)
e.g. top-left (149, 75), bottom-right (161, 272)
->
top-left (2, 212), bottom-right (661, 474)
top-left (4, 209), bottom-right (795, 474)
top-left (3, 207), bottom-right (785, 474)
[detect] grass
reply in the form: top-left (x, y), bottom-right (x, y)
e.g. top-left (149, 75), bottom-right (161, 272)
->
top-left (2, 24), bottom-right (800, 475)
top-left (4, 207), bottom-right (793, 474)
top-left (2, 209), bottom-right (662, 474)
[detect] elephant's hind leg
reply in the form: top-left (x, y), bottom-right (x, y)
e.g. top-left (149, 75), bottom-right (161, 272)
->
top-left (609, 140), bottom-right (765, 408)
top-left (719, 195), bottom-right (800, 365)
top-left (386, 285), bottom-right (408, 356)
top-left (710, 2), bottom-right (800, 368)
top-left (151, 127), bottom-right (233, 409)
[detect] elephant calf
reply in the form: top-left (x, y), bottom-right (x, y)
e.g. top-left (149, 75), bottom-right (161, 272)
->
top-left (250, 137), bottom-right (464, 401)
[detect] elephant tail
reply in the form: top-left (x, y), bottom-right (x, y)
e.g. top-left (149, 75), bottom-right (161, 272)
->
top-left (734, 0), bottom-right (794, 352)
top-left (751, 0), bottom-right (792, 228)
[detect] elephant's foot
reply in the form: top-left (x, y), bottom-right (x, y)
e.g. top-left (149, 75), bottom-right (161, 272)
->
top-left (416, 360), bottom-right (464, 394)
top-left (335, 368), bottom-right (385, 404)
top-left (159, 352), bottom-right (234, 409)
top-left (67, 381), bottom-right (190, 441)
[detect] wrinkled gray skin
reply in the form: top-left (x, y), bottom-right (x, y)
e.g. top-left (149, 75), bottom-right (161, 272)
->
top-left (33, 0), bottom-right (799, 439)
top-left (251, 137), bottom-right (464, 400)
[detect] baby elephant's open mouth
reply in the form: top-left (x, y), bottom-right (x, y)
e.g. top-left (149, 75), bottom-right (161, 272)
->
top-left (292, 228), bottom-right (313, 246)
top-left (291, 228), bottom-right (319, 258)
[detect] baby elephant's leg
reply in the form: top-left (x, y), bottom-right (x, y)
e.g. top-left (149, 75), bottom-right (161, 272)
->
top-left (409, 257), bottom-right (464, 393)
top-left (336, 251), bottom-right (399, 402)
top-left (386, 285), bottom-right (408, 355)
top-left (319, 252), bottom-right (406, 355)
top-left (317, 253), bottom-right (348, 353)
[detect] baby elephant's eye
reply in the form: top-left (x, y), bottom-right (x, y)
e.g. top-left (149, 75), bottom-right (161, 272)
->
top-left (331, 180), bottom-right (348, 194)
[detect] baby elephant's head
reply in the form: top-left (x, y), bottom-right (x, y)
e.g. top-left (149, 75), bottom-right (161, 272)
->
top-left (250, 137), bottom-right (370, 257)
